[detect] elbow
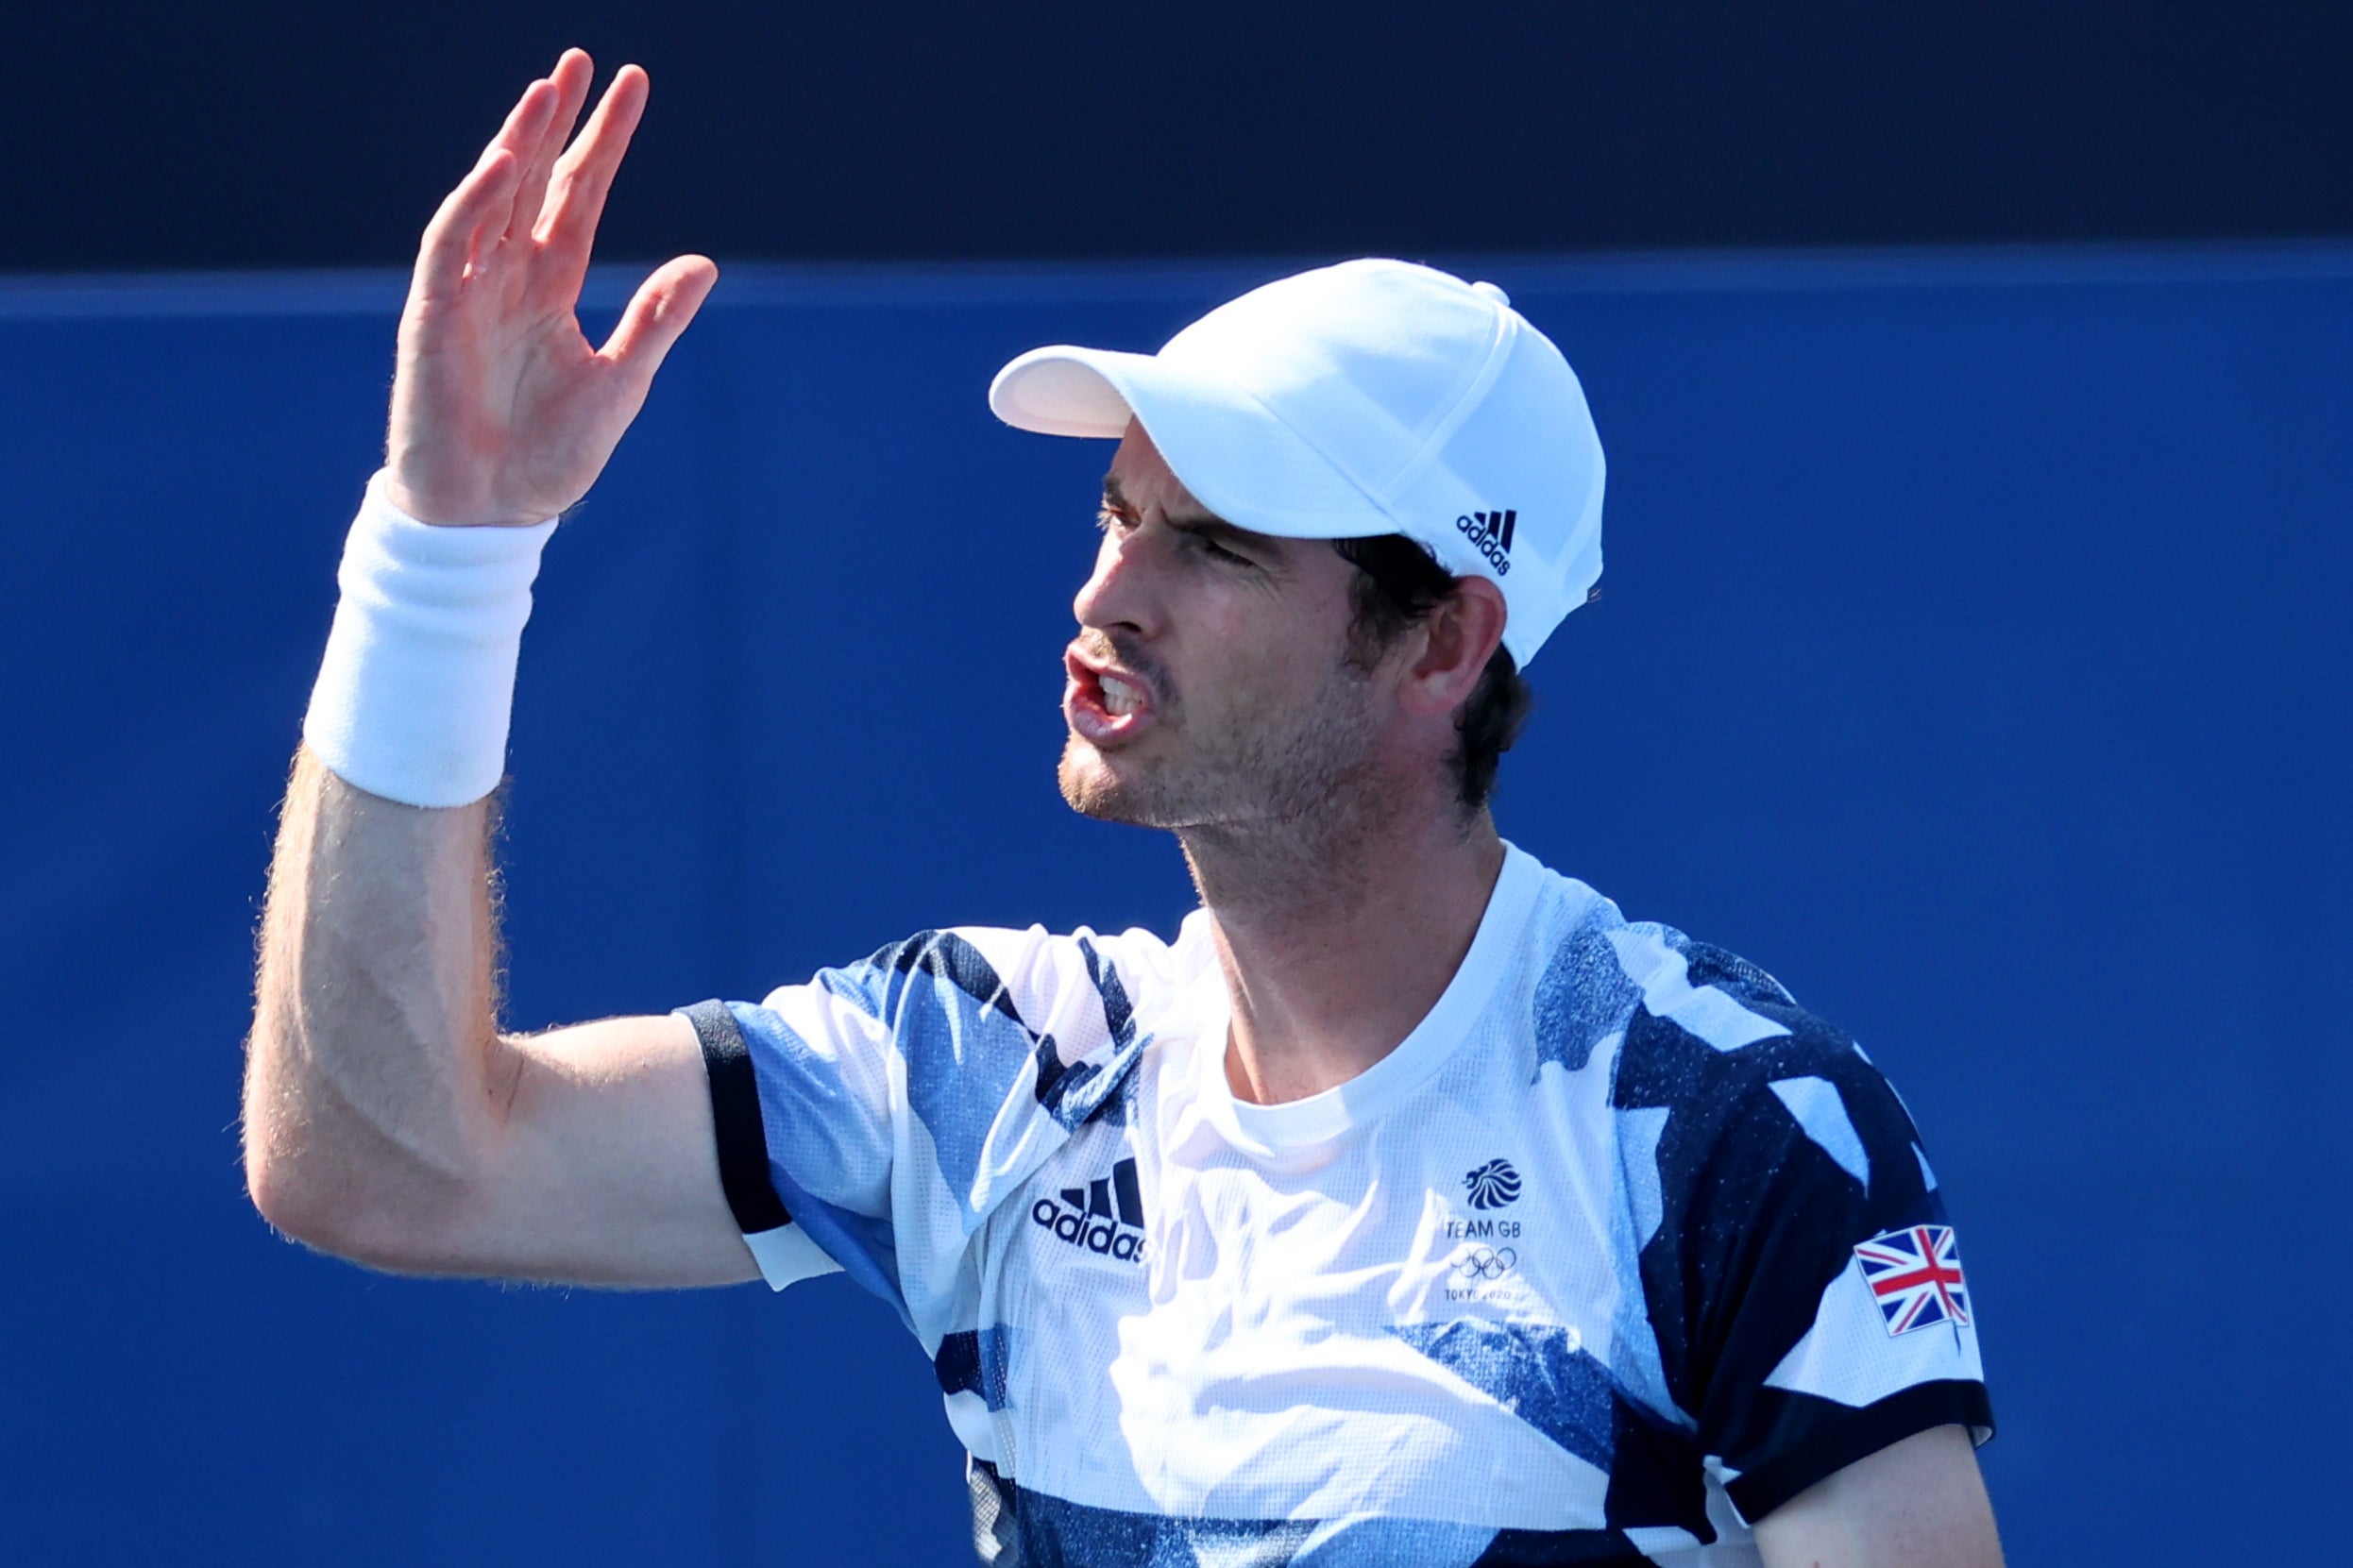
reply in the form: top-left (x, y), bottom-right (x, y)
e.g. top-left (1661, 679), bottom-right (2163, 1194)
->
top-left (243, 1134), bottom-right (376, 1262)
top-left (243, 1139), bottom-right (341, 1252)
top-left (242, 1037), bottom-right (353, 1254)
top-left (245, 1145), bottom-right (470, 1274)
top-left (240, 1103), bottom-right (479, 1274)
top-left (239, 1008), bottom-right (509, 1274)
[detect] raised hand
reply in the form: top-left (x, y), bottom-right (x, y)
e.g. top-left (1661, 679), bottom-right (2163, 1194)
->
top-left (383, 51), bottom-right (718, 527)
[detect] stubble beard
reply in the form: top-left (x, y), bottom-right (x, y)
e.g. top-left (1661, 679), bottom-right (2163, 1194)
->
top-left (1057, 652), bottom-right (1385, 839)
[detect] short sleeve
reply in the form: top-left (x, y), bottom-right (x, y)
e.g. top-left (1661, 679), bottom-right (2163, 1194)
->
top-left (681, 923), bottom-right (1158, 1333)
top-left (1620, 944), bottom-right (1992, 1524)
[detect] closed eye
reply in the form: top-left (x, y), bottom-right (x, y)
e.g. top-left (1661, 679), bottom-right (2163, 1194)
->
top-left (1169, 519), bottom-right (1260, 568)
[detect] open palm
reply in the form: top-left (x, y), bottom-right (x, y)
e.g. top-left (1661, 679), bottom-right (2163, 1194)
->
top-left (383, 51), bottom-right (717, 527)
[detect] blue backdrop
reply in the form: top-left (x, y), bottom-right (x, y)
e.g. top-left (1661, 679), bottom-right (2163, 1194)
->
top-left (2, 247), bottom-right (2347, 1563)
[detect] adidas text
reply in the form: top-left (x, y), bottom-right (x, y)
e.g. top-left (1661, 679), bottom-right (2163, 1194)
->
top-left (1031, 1156), bottom-right (1150, 1265)
top-left (1455, 510), bottom-right (1516, 575)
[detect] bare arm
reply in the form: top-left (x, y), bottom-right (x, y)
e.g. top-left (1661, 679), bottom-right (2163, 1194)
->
top-left (247, 756), bottom-right (754, 1283)
top-left (1754, 1425), bottom-right (2004, 1568)
top-left (243, 53), bottom-right (750, 1286)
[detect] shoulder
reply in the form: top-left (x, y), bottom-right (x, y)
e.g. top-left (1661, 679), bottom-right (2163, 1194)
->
top-left (766, 916), bottom-right (1203, 1130)
top-left (1511, 865), bottom-right (1925, 1191)
top-left (1614, 929), bottom-right (1917, 1181)
top-left (805, 919), bottom-right (1201, 1035)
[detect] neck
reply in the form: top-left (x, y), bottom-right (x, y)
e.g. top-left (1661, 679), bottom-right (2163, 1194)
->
top-left (1181, 784), bottom-right (1505, 1106)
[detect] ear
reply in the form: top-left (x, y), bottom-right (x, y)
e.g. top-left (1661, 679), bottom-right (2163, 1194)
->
top-left (1395, 577), bottom-right (1509, 719)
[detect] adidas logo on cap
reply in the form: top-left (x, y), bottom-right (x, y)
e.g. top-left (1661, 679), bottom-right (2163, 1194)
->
top-left (1455, 509), bottom-right (1517, 574)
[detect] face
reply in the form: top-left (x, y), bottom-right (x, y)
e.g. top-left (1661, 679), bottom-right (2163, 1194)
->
top-left (1058, 424), bottom-right (1392, 832)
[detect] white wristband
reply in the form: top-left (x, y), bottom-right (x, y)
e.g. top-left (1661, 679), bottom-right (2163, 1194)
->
top-left (302, 472), bottom-right (559, 808)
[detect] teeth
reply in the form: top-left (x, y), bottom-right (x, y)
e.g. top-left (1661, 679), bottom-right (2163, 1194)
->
top-left (1099, 674), bottom-right (1142, 716)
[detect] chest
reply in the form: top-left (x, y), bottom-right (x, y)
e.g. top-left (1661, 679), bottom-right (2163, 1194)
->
top-left (959, 1040), bottom-right (1696, 1527)
top-left (986, 1087), bottom-right (1637, 1393)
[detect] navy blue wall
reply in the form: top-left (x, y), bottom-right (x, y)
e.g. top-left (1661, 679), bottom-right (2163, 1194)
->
top-left (2, 249), bottom-right (2347, 1563)
top-left (13, 4), bottom-right (2353, 270)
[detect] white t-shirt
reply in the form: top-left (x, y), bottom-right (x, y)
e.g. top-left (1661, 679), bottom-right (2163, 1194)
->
top-left (684, 846), bottom-right (1989, 1566)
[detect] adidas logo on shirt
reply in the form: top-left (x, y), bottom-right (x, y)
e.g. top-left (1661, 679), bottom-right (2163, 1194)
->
top-left (1454, 509), bottom-right (1516, 575)
top-left (1030, 1155), bottom-right (1150, 1264)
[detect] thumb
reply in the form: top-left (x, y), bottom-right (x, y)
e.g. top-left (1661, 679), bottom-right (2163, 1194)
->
top-left (600, 255), bottom-right (720, 385)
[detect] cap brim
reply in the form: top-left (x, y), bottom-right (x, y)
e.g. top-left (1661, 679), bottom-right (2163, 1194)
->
top-left (990, 346), bottom-right (1395, 541)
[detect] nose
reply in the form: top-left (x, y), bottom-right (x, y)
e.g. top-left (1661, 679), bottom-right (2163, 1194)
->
top-left (1073, 522), bottom-right (1161, 639)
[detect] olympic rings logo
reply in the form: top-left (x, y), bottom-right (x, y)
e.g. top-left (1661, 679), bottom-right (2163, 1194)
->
top-left (1453, 1246), bottom-right (1518, 1281)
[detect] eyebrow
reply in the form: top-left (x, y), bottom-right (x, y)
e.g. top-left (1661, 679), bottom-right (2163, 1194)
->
top-left (1099, 474), bottom-right (1272, 550)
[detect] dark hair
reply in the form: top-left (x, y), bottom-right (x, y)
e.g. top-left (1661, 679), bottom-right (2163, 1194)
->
top-left (1329, 535), bottom-right (1534, 811)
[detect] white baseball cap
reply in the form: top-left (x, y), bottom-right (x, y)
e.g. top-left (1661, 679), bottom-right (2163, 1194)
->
top-left (989, 258), bottom-right (1605, 666)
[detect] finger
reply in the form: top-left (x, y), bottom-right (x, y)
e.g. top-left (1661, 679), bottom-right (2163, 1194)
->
top-left (470, 76), bottom-right (563, 247)
top-left (504, 49), bottom-right (596, 247)
top-left (411, 71), bottom-right (560, 300)
top-left (536, 63), bottom-right (652, 258)
top-left (415, 147), bottom-right (520, 298)
top-left (598, 255), bottom-right (719, 383)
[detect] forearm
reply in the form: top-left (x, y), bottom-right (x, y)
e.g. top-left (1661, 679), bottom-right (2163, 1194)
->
top-left (244, 749), bottom-right (517, 1265)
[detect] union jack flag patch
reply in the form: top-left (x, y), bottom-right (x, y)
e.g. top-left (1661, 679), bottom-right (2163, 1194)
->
top-left (1853, 1224), bottom-right (1971, 1336)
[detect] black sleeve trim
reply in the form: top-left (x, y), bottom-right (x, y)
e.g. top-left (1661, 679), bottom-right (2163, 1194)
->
top-left (935, 1330), bottom-right (984, 1397)
top-left (1726, 1380), bottom-right (1995, 1523)
top-left (683, 1000), bottom-right (791, 1235)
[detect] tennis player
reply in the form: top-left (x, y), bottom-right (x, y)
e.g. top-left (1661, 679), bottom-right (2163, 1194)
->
top-left (245, 52), bottom-right (2004, 1567)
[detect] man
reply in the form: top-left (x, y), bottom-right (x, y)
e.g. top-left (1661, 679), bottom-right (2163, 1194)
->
top-left (245, 51), bottom-right (2003, 1568)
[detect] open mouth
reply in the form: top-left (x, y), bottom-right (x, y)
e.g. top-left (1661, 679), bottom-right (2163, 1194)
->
top-left (1098, 672), bottom-right (1145, 716)
top-left (1065, 646), bottom-right (1160, 745)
